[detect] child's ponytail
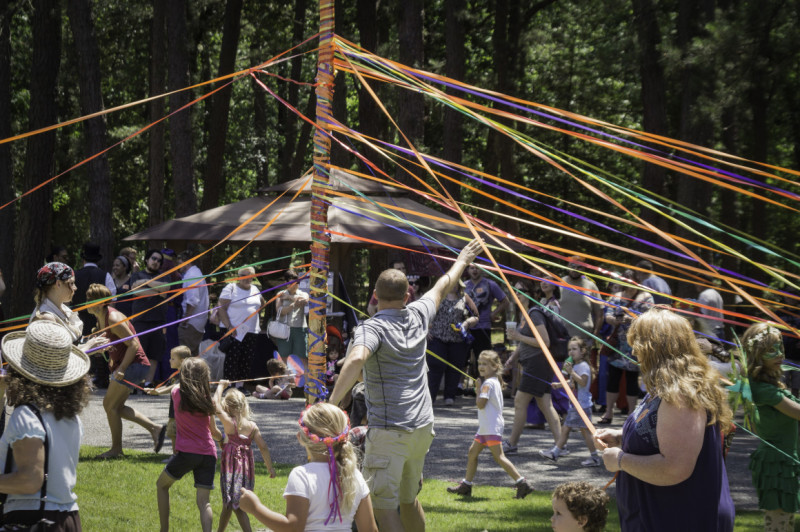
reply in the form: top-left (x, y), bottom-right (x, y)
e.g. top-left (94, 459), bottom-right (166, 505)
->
top-left (297, 403), bottom-right (359, 521)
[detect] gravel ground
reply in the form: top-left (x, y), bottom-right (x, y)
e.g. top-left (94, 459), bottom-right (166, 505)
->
top-left (81, 388), bottom-right (760, 510)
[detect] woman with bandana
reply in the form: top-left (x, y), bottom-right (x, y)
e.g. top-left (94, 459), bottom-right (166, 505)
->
top-left (30, 262), bottom-right (108, 354)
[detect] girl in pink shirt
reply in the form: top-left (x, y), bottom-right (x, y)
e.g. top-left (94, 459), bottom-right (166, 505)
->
top-left (156, 358), bottom-right (223, 532)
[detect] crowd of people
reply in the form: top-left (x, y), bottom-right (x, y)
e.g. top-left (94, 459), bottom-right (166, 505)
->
top-left (0, 239), bottom-right (797, 531)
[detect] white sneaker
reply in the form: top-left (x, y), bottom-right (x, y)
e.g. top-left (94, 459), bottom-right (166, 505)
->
top-left (502, 440), bottom-right (518, 454)
top-left (444, 398), bottom-right (455, 406)
top-left (538, 449), bottom-right (558, 462)
top-left (581, 455), bottom-right (602, 467)
top-left (558, 447), bottom-right (570, 456)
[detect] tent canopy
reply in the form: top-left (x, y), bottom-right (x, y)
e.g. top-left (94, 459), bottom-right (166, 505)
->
top-left (125, 169), bottom-right (471, 248)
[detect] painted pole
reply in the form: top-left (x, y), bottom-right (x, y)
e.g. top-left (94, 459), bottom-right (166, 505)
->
top-left (305, 0), bottom-right (334, 403)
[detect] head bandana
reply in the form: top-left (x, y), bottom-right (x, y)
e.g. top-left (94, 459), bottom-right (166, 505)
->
top-left (36, 262), bottom-right (74, 289)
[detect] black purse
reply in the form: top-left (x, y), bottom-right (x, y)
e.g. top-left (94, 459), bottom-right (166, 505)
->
top-left (0, 404), bottom-right (55, 531)
top-left (218, 335), bottom-right (237, 354)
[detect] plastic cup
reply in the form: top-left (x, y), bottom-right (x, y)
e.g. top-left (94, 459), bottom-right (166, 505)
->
top-left (505, 321), bottom-right (517, 332)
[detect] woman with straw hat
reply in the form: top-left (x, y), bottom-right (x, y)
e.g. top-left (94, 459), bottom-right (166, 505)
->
top-left (0, 320), bottom-right (93, 530)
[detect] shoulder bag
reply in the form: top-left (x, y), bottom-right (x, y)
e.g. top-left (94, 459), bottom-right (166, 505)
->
top-left (267, 307), bottom-right (290, 341)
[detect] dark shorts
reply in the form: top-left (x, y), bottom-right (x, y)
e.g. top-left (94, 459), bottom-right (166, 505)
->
top-left (518, 354), bottom-right (554, 397)
top-left (134, 324), bottom-right (166, 362)
top-left (3, 510), bottom-right (81, 532)
top-left (607, 364), bottom-right (640, 396)
top-left (164, 451), bottom-right (217, 490)
top-left (115, 362), bottom-right (149, 391)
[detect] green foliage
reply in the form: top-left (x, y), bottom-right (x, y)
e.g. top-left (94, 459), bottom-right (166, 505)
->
top-left (3, 0), bottom-right (800, 301)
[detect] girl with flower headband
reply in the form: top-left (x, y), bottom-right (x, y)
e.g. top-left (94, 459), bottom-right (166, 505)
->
top-left (744, 323), bottom-right (800, 532)
top-left (238, 403), bottom-right (377, 531)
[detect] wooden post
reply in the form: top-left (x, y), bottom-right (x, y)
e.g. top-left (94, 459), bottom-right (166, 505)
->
top-left (305, 0), bottom-right (334, 403)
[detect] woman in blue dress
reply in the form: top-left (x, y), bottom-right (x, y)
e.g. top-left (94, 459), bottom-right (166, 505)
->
top-left (594, 306), bottom-right (734, 531)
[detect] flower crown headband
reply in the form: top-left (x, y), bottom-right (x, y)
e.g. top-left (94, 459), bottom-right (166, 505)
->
top-left (297, 407), bottom-right (351, 447)
top-left (298, 406), bottom-right (351, 525)
top-left (747, 326), bottom-right (783, 359)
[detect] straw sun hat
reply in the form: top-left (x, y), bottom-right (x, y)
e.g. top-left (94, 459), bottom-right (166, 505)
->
top-left (1, 320), bottom-right (90, 387)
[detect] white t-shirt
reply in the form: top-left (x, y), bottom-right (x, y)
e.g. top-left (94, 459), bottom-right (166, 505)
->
top-left (0, 406), bottom-right (82, 513)
top-left (220, 283), bottom-right (262, 341)
top-left (181, 265), bottom-right (209, 332)
top-left (283, 461), bottom-right (370, 531)
top-left (571, 360), bottom-right (593, 409)
top-left (477, 376), bottom-right (505, 436)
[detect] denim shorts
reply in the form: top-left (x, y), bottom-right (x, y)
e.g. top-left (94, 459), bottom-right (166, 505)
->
top-left (164, 451), bottom-right (217, 490)
top-left (116, 362), bottom-right (150, 392)
top-left (564, 406), bottom-right (593, 429)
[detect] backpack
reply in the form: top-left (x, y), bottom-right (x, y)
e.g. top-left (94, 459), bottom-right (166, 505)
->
top-left (531, 307), bottom-right (570, 362)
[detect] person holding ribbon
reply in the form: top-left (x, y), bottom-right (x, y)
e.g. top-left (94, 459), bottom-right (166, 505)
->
top-left (213, 380), bottom-right (275, 532)
top-left (219, 267), bottom-right (266, 393)
top-left (30, 262), bottom-right (108, 354)
top-left (238, 403), bottom-right (377, 531)
top-left (426, 279), bottom-right (479, 406)
top-left (0, 320), bottom-right (93, 530)
top-left (594, 307), bottom-right (734, 531)
top-left (85, 283), bottom-right (166, 459)
top-left (743, 323), bottom-right (800, 532)
top-left (329, 238), bottom-right (484, 532)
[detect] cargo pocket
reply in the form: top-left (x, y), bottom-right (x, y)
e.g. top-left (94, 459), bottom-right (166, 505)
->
top-left (363, 453), bottom-right (393, 502)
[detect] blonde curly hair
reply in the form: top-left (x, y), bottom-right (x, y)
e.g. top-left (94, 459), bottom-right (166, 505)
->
top-left (628, 307), bottom-right (732, 429)
top-left (221, 387), bottom-right (253, 428)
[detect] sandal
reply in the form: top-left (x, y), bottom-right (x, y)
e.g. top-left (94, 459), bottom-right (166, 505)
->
top-left (597, 417), bottom-right (613, 425)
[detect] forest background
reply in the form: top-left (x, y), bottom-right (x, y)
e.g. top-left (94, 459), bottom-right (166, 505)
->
top-left (1, 0), bottom-right (798, 321)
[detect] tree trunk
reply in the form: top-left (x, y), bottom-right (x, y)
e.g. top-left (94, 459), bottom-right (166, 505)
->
top-left (200, 0), bottom-right (243, 210)
top-left (250, 62), bottom-right (269, 190)
top-left (67, 0), bottom-right (113, 266)
top-left (719, 105), bottom-right (739, 307)
top-left (148, 0), bottom-right (167, 226)
top-left (167, 0), bottom-right (197, 217)
top-left (11, 0), bottom-right (61, 320)
top-left (331, 70), bottom-right (348, 169)
top-left (441, 0), bottom-right (466, 201)
top-left (675, 0), bottom-right (714, 220)
top-left (0, 0), bottom-right (14, 309)
top-left (674, 0), bottom-right (715, 293)
top-left (396, 0), bottom-right (424, 185)
top-left (745, 1), bottom-right (770, 243)
top-left (278, 0), bottom-right (307, 182)
top-left (356, 0), bottom-right (381, 143)
top-left (632, 0), bottom-right (670, 233)
top-left (290, 91), bottom-right (317, 179)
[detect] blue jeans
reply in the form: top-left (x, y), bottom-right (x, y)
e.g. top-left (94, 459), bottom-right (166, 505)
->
top-left (426, 337), bottom-right (469, 400)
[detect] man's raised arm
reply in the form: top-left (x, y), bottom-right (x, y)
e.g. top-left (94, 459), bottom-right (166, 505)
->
top-left (425, 239), bottom-right (484, 308)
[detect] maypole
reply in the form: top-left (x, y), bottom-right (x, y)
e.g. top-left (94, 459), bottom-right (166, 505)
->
top-left (305, 0), bottom-right (335, 403)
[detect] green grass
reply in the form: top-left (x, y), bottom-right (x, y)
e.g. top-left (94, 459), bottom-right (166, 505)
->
top-left (75, 446), bottom-right (769, 531)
